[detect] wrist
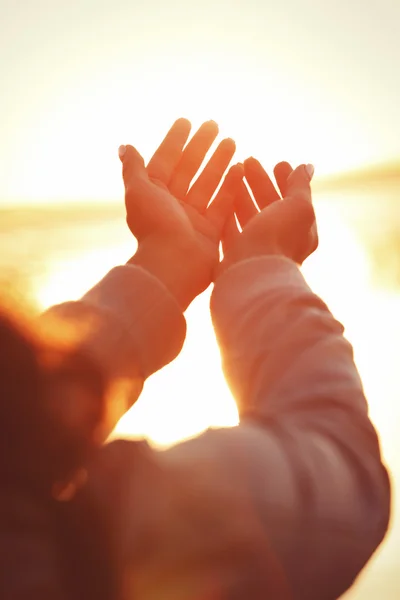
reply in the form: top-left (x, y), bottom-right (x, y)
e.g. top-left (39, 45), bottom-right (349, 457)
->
top-left (129, 239), bottom-right (194, 311)
top-left (218, 240), bottom-right (281, 280)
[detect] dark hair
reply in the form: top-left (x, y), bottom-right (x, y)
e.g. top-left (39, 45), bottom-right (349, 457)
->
top-left (0, 308), bottom-right (117, 599)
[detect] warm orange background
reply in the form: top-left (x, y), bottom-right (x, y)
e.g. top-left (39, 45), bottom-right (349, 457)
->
top-left (1, 0), bottom-right (399, 205)
top-left (1, 1), bottom-right (400, 599)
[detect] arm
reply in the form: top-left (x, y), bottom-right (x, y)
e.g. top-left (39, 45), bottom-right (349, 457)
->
top-left (41, 264), bottom-right (187, 432)
top-left (208, 255), bottom-right (390, 598)
top-left (91, 257), bottom-right (389, 600)
top-left (90, 164), bottom-right (390, 600)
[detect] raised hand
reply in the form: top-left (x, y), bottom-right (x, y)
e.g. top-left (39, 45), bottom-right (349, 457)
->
top-left (119, 118), bottom-right (243, 310)
top-left (220, 158), bottom-right (318, 275)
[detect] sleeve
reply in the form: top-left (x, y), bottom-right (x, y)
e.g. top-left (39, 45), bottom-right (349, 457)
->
top-left (39, 264), bottom-right (186, 424)
top-left (91, 256), bottom-right (390, 600)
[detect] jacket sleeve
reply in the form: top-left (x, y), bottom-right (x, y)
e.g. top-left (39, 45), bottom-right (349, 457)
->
top-left (39, 264), bottom-right (186, 428)
top-left (92, 256), bottom-right (390, 600)
top-left (207, 255), bottom-right (390, 598)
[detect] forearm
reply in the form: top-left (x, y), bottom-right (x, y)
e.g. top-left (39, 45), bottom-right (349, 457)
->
top-left (212, 256), bottom-right (372, 423)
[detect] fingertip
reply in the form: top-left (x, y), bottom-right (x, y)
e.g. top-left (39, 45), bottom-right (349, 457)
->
top-left (273, 161), bottom-right (293, 195)
top-left (284, 164), bottom-right (315, 209)
top-left (243, 156), bottom-right (262, 171)
top-left (194, 119), bottom-right (219, 141)
top-left (205, 119), bottom-right (219, 133)
top-left (118, 145), bottom-right (126, 161)
top-left (222, 162), bottom-right (243, 187)
top-left (173, 117), bottom-right (192, 132)
top-left (221, 137), bottom-right (236, 151)
top-left (274, 160), bottom-right (292, 172)
top-left (230, 162), bottom-right (244, 179)
top-left (120, 145), bottom-right (146, 178)
top-left (305, 163), bottom-right (315, 181)
top-left (124, 144), bottom-right (143, 159)
top-left (287, 163), bottom-right (312, 186)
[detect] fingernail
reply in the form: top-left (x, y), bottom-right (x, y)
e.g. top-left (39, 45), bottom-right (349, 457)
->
top-left (305, 164), bottom-right (314, 180)
top-left (118, 145), bottom-right (126, 159)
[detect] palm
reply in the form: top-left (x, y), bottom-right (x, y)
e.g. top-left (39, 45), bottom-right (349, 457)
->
top-left (137, 176), bottom-right (195, 238)
top-left (223, 158), bottom-right (318, 265)
top-left (120, 119), bottom-right (243, 308)
top-left (122, 119), bottom-right (240, 247)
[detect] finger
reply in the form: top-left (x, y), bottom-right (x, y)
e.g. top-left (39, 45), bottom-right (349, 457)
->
top-left (243, 157), bottom-right (280, 209)
top-left (285, 163), bottom-right (314, 204)
top-left (235, 179), bottom-right (258, 229)
top-left (168, 120), bottom-right (219, 199)
top-left (273, 161), bottom-right (293, 197)
top-left (284, 164), bottom-right (316, 263)
top-left (119, 145), bottom-right (154, 239)
top-left (222, 213), bottom-right (240, 255)
top-left (207, 163), bottom-right (244, 234)
top-left (186, 137), bottom-right (236, 212)
top-left (146, 118), bottom-right (192, 184)
top-left (279, 196), bottom-right (316, 264)
top-left (119, 144), bottom-right (147, 190)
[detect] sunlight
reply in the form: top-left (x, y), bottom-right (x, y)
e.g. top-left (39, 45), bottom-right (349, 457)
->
top-left (303, 199), bottom-right (370, 317)
top-left (36, 242), bottom-right (133, 309)
top-left (303, 201), bottom-right (400, 444)
top-left (113, 291), bottom-right (239, 447)
top-left (5, 53), bottom-right (368, 205)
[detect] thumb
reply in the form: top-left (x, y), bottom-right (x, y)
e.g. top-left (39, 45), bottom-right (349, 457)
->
top-left (280, 196), bottom-right (316, 237)
top-left (118, 145), bottom-right (151, 240)
top-left (285, 163), bottom-right (314, 204)
top-left (278, 193), bottom-right (316, 264)
top-left (118, 144), bottom-right (147, 189)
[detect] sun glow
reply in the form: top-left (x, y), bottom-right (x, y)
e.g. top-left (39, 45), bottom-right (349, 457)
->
top-left (4, 51), bottom-right (370, 206)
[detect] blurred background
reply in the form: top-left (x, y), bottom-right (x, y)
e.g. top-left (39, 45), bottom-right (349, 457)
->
top-left (1, 0), bottom-right (399, 597)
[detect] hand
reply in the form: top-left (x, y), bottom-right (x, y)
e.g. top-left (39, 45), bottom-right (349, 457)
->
top-left (119, 118), bottom-right (243, 310)
top-left (219, 158), bottom-right (318, 276)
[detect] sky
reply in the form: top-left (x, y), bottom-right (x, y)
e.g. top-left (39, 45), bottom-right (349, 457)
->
top-left (0, 0), bottom-right (399, 204)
